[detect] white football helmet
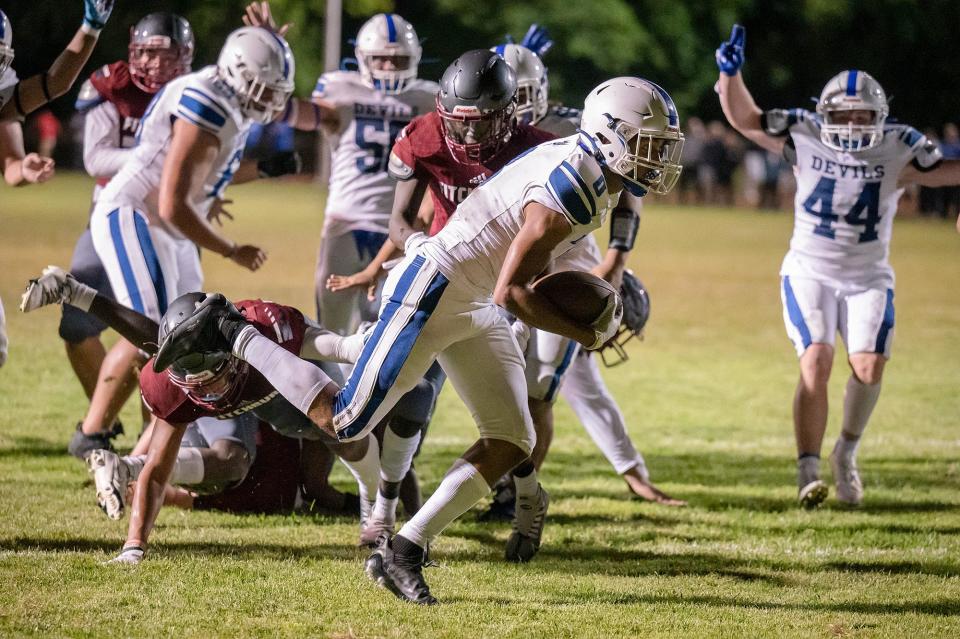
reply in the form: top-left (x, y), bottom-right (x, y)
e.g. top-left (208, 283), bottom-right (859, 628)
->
top-left (491, 43), bottom-right (548, 125)
top-left (816, 69), bottom-right (888, 153)
top-left (217, 27), bottom-right (295, 125)
top-left (355, 13), bottom-right (421, 94)
top-left (0, 10), bottom-right (14, 78)
top-left (580, 77), bottom-right (684, 196)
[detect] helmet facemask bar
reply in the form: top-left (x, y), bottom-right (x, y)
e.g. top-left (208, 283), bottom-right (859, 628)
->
top-left (514, 79), bottom-right (547, 125)
top-left (599, 324), bottom-right (643, 367)
top-left (608, 119), bottom-right (684, 195)
top-left (129, 37), bottom-right (192, 93)
top-left (357, 51), bottom-right (416, 94)
top-left (168, 351), bottom-right (243, 403)
top-left (240, 75), bottom-right (293, 124)
top-left (437, 95), bottom-right (517, 165)
top-left (819, 108), bottom-right (884, 152)
top-left (0, 44), bottom-right (12, 78)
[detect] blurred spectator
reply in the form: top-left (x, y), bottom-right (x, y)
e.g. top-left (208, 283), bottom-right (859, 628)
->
top-left (678, 116), bottom-right (705, 204)
top-left (939, 123), bottom-right (960, 219)
top-left (700, 121), bottom-right (741, 206)
top-left (34, 110), bottom-right (62, 158)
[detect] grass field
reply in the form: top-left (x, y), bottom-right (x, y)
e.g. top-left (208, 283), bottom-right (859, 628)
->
top-left (1, 173), bottom-right (959, 637)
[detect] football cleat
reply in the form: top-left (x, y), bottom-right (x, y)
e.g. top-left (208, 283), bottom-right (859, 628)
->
top-left (798, 479), bottom-right (829, 510)
top-left (68, 421), bottom-right (123, 460)
top-left (88, 449), bottom-right (132, 520)
top-left (505, 483), bottom-right (549, 562)
top-left (20, 265), bottom-right (92, 312)
top-left (364, 536), bottom-right (437, 605)
top-left (830, 448), bottom-right (864, 507)
top-left (477, 475), bottom-right (515, 522)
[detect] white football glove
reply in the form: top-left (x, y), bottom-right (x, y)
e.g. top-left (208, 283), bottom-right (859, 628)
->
top-left (104, 545), bottom-right (144, 566)
top-left (20, 265), bottom-right (95, 313)
top-left (586, 291), bottom-right (624, 351)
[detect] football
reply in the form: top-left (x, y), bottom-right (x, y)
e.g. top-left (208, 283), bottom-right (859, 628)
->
top-left (532, 270), bottom-right (618, 324)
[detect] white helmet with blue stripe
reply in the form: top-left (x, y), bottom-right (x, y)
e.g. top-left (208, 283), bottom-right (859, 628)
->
top-left (355, 13), bottom-right (421, 94)
top-left (0, 10), bottom-right (14, 78)
top-left (491, 43), bottom-right (548, 125)
top-left (217, 26), bottom-right (295, 124)
top-left (816, 69), bottom-right (888, 152)
top-left (580, 77), bottom-right (684, 196)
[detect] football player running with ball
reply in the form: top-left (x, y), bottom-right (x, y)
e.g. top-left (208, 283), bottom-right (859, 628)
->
top-left (716, 24), bottom-right (960, 508)
top-left (156, 77), bottom-right (684, 604)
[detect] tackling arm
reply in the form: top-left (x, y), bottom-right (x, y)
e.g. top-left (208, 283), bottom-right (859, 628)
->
top-left (717, 73), bottom-right (785, 155)
top-left (388, 177), bottom-right (431, 250)
top-left (494, 202), bottom-right (598, 348)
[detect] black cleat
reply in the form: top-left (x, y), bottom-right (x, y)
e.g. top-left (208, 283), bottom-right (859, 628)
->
top-left (477, 475), bottom-right (515, 522)
top-left (505, 484), bottom-right (549, 563)
top-left (67, 421), bottom-right (124, 460)
top-left (364, 536), bottom-right (437, 605)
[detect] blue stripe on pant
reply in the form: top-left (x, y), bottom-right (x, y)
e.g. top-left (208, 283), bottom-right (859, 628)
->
top-left (108, 210), bottom-right (146, 313)
top-left (782, 276), bottom-right (812, 350)
top-left (133, 213), bottom-right (168, 314)
top-left (874, 288), bottom-right (895, 353)
top-left (544, 340), bottom-right (578, 402)
top-left (334, 255), bottom-right (449, 440)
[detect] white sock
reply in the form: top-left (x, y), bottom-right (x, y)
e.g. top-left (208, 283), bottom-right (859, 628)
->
top-left (122, 454), bottom-right (146, 481)
top-left (234, 328), bottom-right (332, 414)
top-left (339, 434), bottom-right (380, 507)
top-left (371, 495), bottom-right (399, 526)
top-left (397, 459), bottom-right (490, 548)
top-left (513, 469), bottom-right (539, 499)
top-left (837, 376), bottom-right (881, 458)
top-left (380, 427), bottom-right (421, 483)
top-left (170, 447), bottom-right (204, 485)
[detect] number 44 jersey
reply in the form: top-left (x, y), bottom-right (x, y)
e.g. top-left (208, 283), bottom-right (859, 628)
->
top-left (313, 70), bottom-right (438, 234)
top-left (764, 108), bottom-right (942, 289)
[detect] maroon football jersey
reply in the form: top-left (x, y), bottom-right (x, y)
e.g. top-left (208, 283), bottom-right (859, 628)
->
top-left (389, 112), bottom-right (556, 235)
top-left (140, 300), bottom-right (307, 424)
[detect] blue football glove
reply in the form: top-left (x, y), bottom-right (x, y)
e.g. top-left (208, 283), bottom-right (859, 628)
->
top-left (83, 0), bottom-right (115, 32)
top-left (715, 24), bottom-right (746, 76)
top-left (520, 23), bottom-right (553, 58)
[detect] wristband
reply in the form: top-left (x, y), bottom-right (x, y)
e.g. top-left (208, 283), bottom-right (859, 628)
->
top-left (223, 242), bottom-right (238, 259)
top-left (80, 22), bottom-right (102, 36)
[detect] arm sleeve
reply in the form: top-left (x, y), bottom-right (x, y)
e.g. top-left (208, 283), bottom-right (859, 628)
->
top-left (387, 121), bottom-right (419, 181)
top-left (82, 102), bottom-right (131, 178)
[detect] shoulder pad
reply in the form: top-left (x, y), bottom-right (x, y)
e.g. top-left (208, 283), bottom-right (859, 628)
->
top-left (313, 70), bottom-right (363, 98)
top-left (75, 79), bottom-right (105, 112)
top-left (545, 144), bottom-right (607, 226)
top-left (762, 108), bottom-right (812, 136)
top-left (176, 81), bottom-right (233, 134)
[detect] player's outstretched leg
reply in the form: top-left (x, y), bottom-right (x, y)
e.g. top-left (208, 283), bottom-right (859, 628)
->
top-left (793, 343), bottom-right (833, 509)
top-left (829, 355), bottom-right (884, 506)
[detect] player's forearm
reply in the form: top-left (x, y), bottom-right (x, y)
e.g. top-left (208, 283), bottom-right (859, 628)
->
top-left (717, 72), bottom-right (764, 134)
top-left (163, 201), bottom-right (236, 257)
top-left (6, 30), bottom-right (99, 119)
top-left (4, 159), bottom-right (27, 186)
top-left (590, 249), bottom-right (627, 289)
top-left (299, 326), bottom-right (363, 363)
top-left (83, 144), bottom-right (130, 179)
top-left (496, 285), bottom-right (596, 347)
top-left (905, 159), bottom-right (960, 187)
top-left (125, 467), bottom-right (168, 549)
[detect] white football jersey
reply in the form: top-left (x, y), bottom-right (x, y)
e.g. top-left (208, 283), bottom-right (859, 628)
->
top-left (420, 132), bottom-right (617, 298)
top-left (766, 108), bottom-right (942, 288)
top-left (0, 67), bottom-right (18, 115)
top-left (97, 66), bottom-right (250, 227)
top-left (313, 70), bottom-right (437, 234)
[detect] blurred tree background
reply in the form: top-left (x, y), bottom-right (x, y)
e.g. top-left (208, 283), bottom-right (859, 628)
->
top-left (5, 0), bottom-right (959, 128)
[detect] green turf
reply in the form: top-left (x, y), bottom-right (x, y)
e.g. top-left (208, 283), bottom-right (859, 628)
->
top-left (1, 174), bottom-right (959, 637)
